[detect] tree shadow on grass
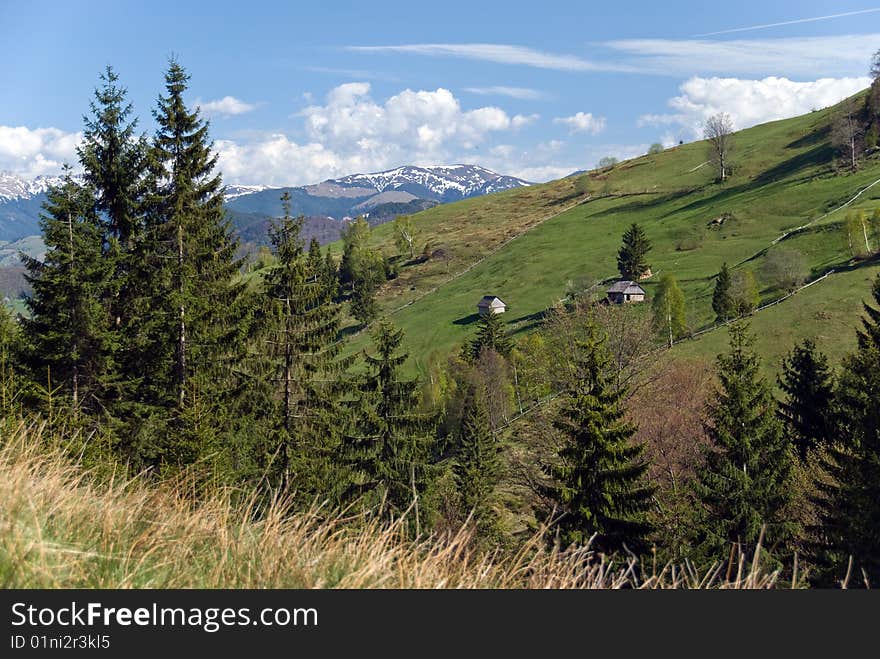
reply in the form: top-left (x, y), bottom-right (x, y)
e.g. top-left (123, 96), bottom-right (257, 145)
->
top-left (453, 313), bottom-right (481, 326)
top-left (786, 124), bottom-right (829, 150)
top-left (752, 144), bottom-right (832, 186)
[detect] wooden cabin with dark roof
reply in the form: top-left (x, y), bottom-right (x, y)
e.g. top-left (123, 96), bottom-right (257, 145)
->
top-left (606, 281), bottom-right (646, 304)
top-left (477, 295), bottom-right (507, 316)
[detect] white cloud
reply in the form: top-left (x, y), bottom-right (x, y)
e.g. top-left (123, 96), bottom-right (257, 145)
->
top-left (554, 112), bottom-right (606, 134)
top-left (606, 34), bottom-right (880, 77)
top-left (512, 113), bottom-right (540, 128)
top-left (638, 75), bottom-right (871, 139)
top-left (348, 43), bottom-right (635, 72)
top-left (463, 86), bottom-right (546, 100)
top-left (215, 135), bottom-right (363, 187)
top-left (196, 96), bottom-right (257, 118)
top-left (216, 83), bottom-right (537, 185)
top-left (301, 82), bottom-right (527, 155)
top-left (0, 125), bottom-right (82, 177)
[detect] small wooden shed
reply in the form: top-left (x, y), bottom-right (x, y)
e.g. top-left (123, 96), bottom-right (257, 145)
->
top-left (477, 295), bottom-right (507, 316)
top-left (606, 281), bottom-right (646, 304)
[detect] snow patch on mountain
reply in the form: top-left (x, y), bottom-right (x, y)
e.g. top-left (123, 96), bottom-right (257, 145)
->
top-left (330, 164), bottom-right (530, 197)
top-left (223, 184), bottom-right (274, 200)
top-left (0, 171), bottom-right (68, 202)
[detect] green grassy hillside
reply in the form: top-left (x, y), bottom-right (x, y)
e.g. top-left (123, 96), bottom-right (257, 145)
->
top-left (338, 92), bottom-right (880, 374)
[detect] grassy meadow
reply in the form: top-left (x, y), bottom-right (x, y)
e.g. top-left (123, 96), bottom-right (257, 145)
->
top-left (333, 93), bottom-right (880, 376)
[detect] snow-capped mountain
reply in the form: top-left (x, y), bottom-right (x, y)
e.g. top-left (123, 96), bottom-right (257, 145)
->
top-left (325, 165), bottom-right (530, 201)
top-left (0, 165), bottom-right (531, 245)
top-left (226, 164), bottom-right (531, 221)
top-left (0, 171), bottom-right (68, 203)
top-left (223, 184), bottom-right (274, 201)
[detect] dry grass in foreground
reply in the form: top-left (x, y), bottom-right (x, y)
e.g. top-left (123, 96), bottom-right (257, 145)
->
top-left (0, 419), bottom-right (786, 589)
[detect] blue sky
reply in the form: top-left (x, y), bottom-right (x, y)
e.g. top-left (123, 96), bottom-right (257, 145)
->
top-left (0, 1), bottom-right (878, 184)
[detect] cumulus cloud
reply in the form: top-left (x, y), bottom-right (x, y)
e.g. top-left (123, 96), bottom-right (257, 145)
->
top-left (638, 76), bottom-right (871, 139)
top-left (216, 83), bottom-right (538, 185)
top-left (0, 125), bottom-right (82, 177)
top-left (196, 96), bottom-right (257, 118)
top-left (553, 112), bottom-right (606, 134)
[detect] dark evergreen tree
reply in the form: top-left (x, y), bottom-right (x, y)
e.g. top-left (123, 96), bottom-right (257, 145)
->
top-left (811, 275), bottom-right (880, 587)
top-left (616, 223), bottom-right (652, 281)
top-left (692, 323), bottom-right (796, 561)
top-left (541, 317), bottom-right (654, 555)
top-left (122, 59), bottom-right (247, 469)
top-left (340, 319), bottom-right (435, 521)
top-left (712, 262), bottom-right (735, 322)
top-left (454, 379), bottom-right (502, 538)
top-left (258, 191), bottom-right (352, 496)
top-left (78, 66), bottom-right (146, 249)
top-left (77, 66), bottom-right (148, 408)
top-left (323, 248), bottom-right (338, 299)
top-left (22, 167), bottom-right (114, 414)
top-left (467, 311), bottom-right (512, 361)
top-left (778, 338), bottom-right (836, 460)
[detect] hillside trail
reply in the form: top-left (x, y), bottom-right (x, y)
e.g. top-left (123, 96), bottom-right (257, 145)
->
top-left (492, 175), bottom-right (880, 432)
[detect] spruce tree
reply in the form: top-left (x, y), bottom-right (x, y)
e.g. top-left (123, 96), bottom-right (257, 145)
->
top-left (712, 262), bottom-right (735, 322)
top-left (22, 167), bottom-right (114, 414)
top-left (812, 275), bottom-right (880, 586)
top-left (259, 192), bottom-right (352, 495)
top-left (77, 66), bottom-right (148, 409)
top-left (541, 316), bottom-right (654, 555)
top-left (778, 339), bottom-right (836, 460)
top-left (454, 379), bottom-right (502, 538)
top-left (616, 223), bottom-right (652, 281)
top-left (468, 311), bottom-right (512, 361)
top-left (78, 66), bottom-right (146, 249)
top-left (123, 59), bottom-right (247, 468)
top-left (340, 319), bottom-right (435, 521)
top-left (651, 273), bottom-right (687, 346)
top-left (692, 323), bottom-right (795, 561)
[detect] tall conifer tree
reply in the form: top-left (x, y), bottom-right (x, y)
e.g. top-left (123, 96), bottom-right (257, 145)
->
top-left (778, 339), bottom-right (836, 460)
top-left (78, 66), bottom-right (146, 249)
top-left (23, 167), bottom-right (114, 414)
top-left (541, 316), bottom-right (654, 555)
top-left (259, 192), bottom-right (352, 495)
top-left (454, 379), bottom-right (502, 538)
top-left (812, 275), bottom-right (880, 586)
top-left (123, 59), bottom-right (246, 468)
top-left (692, 323), bottom-right (795, 561)
top-left (712, 262), bottom-right (735, 322)
top-left (341, 319), bottom-right (435, 521)
top-left (616, 223), bottom-right (652, 281)
top-left (77, 66), bottom-right (147, 407)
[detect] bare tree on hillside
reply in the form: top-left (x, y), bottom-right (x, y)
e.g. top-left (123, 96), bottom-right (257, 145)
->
top-left (704, 112), bottom-right (734, 182)
top-left (832, 97), bottom-right (863, 171)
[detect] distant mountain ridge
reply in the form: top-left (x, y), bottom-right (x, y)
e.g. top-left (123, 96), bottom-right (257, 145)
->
top-left (224, 164), bottom-right (531, 219)
top-left (0, 165), bottom-right (530, 244)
